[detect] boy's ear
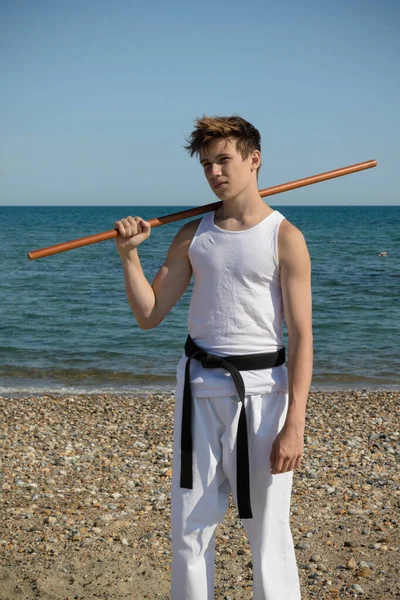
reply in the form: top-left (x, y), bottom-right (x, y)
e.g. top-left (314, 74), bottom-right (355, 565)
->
top-left (251, 150), bottom-right (261, 171)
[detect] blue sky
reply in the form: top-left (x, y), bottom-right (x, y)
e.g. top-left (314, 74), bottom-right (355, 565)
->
top-left (1, 0), bottom-right (398, 206)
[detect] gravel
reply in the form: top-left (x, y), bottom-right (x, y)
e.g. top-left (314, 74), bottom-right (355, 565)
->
top-left (0, 390), bottom-right (399, 599)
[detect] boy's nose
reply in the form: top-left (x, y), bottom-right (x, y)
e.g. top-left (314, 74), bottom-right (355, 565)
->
top-left (210, 163), bottom-right (222, 176)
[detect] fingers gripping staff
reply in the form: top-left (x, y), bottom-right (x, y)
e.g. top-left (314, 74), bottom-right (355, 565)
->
top-left (114, 216), bottom-right (151, 252)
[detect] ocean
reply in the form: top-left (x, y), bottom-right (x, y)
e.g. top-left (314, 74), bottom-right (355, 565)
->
top-left (1, 205), bottom-right (399, 395)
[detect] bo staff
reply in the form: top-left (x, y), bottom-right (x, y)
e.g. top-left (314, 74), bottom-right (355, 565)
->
top-left (27, 159), bottom-right (377, 260)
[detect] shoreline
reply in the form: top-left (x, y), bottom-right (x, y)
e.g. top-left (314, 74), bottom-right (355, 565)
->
top-left (0, 390), bottom-right (399, 599)
top-left (0, 381), bottom-right (399, 399)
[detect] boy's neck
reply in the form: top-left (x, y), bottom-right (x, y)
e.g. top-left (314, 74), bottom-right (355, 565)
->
top-left (217, 189), bottom-right (272, 223)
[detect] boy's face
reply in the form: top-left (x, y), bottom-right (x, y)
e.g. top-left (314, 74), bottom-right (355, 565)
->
top-left (200, 138), bottom-right (260, 201)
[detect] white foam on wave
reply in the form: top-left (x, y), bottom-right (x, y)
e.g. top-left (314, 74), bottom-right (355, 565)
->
top-left (0, 382), bottom-right (175, 397)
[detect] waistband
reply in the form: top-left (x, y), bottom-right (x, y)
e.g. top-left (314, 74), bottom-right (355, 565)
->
top-left (180, 335), bottom-right (286, 519)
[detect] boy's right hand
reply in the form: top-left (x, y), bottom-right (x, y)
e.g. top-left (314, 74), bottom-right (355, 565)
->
top-left (114, 216), bottom-right (151, 256)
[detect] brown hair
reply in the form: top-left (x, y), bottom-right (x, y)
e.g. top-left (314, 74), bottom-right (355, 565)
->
top-left (184, 115), bottom-right (261, 163)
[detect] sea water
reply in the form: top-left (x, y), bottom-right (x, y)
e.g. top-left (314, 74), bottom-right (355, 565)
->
top-left (0, 205), bottom-right (399, 394)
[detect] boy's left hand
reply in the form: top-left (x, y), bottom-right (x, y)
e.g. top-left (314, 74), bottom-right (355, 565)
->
top-left (270, 421), bottom-right (304, 474)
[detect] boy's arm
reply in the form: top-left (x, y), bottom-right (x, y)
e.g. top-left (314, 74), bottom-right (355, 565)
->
top-left (115, 216), bottom-right (199, 330)
top-left (270, 219), bottom-right (313, 474)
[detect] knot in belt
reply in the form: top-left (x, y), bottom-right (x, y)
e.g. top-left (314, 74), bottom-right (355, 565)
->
top-left (199, 352), bottom-right (225, 369)
top-left (180, 335), bottom-right (285, 519)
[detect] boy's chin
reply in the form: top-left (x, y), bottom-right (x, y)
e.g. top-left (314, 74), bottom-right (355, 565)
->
top-left (213, 186), bottom-right (232, 200)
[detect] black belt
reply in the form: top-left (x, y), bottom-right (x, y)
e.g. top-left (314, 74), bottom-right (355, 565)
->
top-left (180, 335), bottom-right (285, 519)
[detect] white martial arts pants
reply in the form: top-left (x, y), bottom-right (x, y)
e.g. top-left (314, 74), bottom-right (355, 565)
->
top-left (171, 392), bottom-right (301, 600)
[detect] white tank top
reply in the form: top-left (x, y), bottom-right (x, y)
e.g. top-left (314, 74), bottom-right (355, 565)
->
top-left (175, 209), bottom-right (288, 398)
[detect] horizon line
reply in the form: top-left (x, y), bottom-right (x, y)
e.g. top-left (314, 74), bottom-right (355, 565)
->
top-left (1, 203), bottom-right (399, 208)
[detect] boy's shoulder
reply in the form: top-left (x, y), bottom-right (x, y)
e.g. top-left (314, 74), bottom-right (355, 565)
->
top-left (176, 216), bottom-right (203, 242)
top-left (167, 217), bottom-right (203, 257)
top-left (278, 218), bottom-right (309, 265)
top-left (279, 217), bottom-right (306, 243)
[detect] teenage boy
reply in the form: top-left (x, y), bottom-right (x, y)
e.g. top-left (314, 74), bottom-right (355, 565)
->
top-left (114, 116), bottom-right (312, 600)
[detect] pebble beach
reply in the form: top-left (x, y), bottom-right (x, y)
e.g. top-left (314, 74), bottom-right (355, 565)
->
top-left (0, 390), bottom-right (399, 600)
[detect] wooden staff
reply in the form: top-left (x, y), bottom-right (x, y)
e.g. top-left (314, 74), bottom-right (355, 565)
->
top-left (27, 159), bottom-right (377, 260)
